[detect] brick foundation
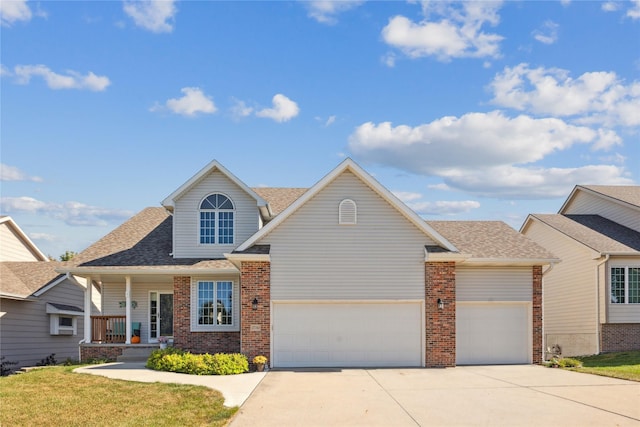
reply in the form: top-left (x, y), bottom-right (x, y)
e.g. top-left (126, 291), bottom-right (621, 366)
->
top-left (80, 345), bottom-right (125, 362)
top-left (240, 261), bottom-right (271, 369)
top-left (532, 265), bottom-right (543, 364)
top-left (173, 276), bottom-right (241, 354)
top-left (425, 262), bottom-right (456, 368)
top-left (601, 323), bottom-right (640, 352)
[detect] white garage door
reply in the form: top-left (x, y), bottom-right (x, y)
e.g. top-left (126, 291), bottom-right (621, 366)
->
top-left (456, 303), bottom-right (530, 365)
top-left (272, 302), bottom-right (422, 368)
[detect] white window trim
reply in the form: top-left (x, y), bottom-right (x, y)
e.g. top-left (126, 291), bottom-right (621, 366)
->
top-left (609, 265), bottom-right (640, 305)
top-left (46, 303), bottom-right (82, 335)
top-left (339, 199), bottom-right (357, 225)
top-left (190, 278), bottom-right (240, 332)
top-left (198, 192), bottom-right (236, 246)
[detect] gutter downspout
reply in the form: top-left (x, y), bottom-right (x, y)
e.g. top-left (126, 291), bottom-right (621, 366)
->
top-left (595, 254), bottom-right (610, 355)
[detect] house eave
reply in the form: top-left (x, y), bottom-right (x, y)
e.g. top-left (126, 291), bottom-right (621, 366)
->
top-left (224, 253), bottom-right (271, 269)
top-left (57, 266), bottom-right (240, 277)
top-left (0, 292), bottom-right (37, 301)
top-left (424, 252), bottom-right (471, 262)
top-left (458, 257), bottom-right (560, 266)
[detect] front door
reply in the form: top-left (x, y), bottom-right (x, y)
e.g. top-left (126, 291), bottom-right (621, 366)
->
top-left (150, 292), bottom-right (173, 341)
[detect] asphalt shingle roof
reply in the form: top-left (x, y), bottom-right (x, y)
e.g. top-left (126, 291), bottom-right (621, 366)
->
top-left (252, 187), bottom-right (307, 215)
top-left (0, 261), bottom-right (65, 298)
top-left (531, 214), bottom-right (640, 254)
top-left (427, 220), bottom-right (557, 260)
top-left (581, 185), bottom-right (640, 208)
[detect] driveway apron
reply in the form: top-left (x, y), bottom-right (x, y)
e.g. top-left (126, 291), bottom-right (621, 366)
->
top-left (229, 365), bottom-right (640, 427)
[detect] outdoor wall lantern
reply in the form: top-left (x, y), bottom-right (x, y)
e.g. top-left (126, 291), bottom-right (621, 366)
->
top-left (252, 297), bottom-right (259, 310)
top-left (437, 298), bottom-right (444, 310)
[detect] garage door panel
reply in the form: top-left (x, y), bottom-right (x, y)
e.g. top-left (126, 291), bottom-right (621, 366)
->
top-left (273, 302), bottom-right (422, 368)
top-left (457, 303), bottom-right (530, 365)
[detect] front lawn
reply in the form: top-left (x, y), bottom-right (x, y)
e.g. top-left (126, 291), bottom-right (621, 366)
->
top-left (570, 351), bottom-right (640, 382)
top-left (0, 366), bottom-right (237, 426)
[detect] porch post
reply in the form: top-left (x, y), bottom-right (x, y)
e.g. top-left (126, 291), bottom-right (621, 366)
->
top-left (125, 276), bottom-right (132, 344)
top-left (84, 275), bottom-right (92, 343)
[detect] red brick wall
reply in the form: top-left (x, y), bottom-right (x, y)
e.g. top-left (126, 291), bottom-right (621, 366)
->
top-left (601, 323), bottom-right (640, 352)
top-left (80, 345), bottom-right (124, 362)
top-left (425, 262), bottom-right (456, 368)
top-left (533, 265), bottom-right (543, 364)
top-left (240, 261), bottom-right (271, 369)
top-left (172, 276), bottom-right (241, 354)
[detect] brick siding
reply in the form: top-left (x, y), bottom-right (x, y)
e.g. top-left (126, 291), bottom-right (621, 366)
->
top-left (80, 345), bottom-right (124, 362)
top-left (172, 276), bottom-right (241, 354)
top-left (532, 265), bottom-right (543, 364)
top-left (425, 262), bottom-right (456, 368)
top-left (240, 261), bottom-right (271, 369)
top-left (601, 323), bottom-right (640, 352)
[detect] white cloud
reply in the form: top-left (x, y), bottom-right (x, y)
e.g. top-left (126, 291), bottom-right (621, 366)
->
top-left (325, 115), bottom-right (336, 127)
top-left (305, 0), bottom-right (363, 25)
top-left (0, 196), bottom-right (133, 226)
top-left (628, 0), bottom-right (640, 19)
top-left (256, 94), bottom-right (300, 122)
top-left (347, 111), bottom-right (630, 198)
top-left (230, 98), bottom-right (254, 119)
top-left (155, 87), bottom-right (217, 117)
top-left (11, 64), bottom-right (110, 91)
top-left (394, 191), bottom-right (480, 215)
top-left (123, 0), bottom-right (177, 33)
top-left (532, 20), bottom-right (559, 44)
top-left (0, 163), bottom-right (43, 182)
top-left (443, 164), bottom-right (633, 199)
top-left (393, 191), bottom-right (423, 202)
top-left (0, 0), bottom-right (31, 26)
top-left (489, 63), bottom-right (640, 127)
top-left (29, 232), bottom-right (56, 242)
top-left (382, 1), bottom-right (504, 62)
top-left (601, 2), bottom-right (620, 12)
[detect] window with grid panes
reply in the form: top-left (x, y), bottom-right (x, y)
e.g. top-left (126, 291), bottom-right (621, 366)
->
top-left (610, 267), bottom-right (640, 304)
top-left (199, 193), bottom-right (234, 245)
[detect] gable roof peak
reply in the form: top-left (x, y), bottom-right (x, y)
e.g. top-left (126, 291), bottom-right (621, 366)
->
top-left (236, 158), bottom-right (458, 252)
top-left (161, 159), bottom-right (268, 213)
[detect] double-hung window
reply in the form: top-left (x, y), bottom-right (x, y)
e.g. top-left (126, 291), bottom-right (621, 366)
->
top-left (610, 266), bottom-right (640, 304)
top-left (200, 193), bottom-right (234, 245)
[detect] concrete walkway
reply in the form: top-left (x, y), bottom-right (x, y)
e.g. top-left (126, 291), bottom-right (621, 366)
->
top-left (230, 365), bottom-right (640, 426)
top-left (73, 362), bottom-right (266, 407)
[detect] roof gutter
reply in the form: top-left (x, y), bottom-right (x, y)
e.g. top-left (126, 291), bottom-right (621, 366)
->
top-left (457, 257), bottom-right (560, 266)
top-left (57, 267), bottom-right (240, 276)
top-left (224, 253), bottom-right (271, 269)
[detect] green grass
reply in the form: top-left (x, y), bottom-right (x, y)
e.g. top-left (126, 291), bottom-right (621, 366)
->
top-left (569, 351), bottom-right (640, 382)
top-left (0, 366), bottom-right (237, 426)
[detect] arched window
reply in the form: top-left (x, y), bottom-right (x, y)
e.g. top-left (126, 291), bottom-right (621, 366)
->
top-left (200, 193), bottom-right (235, 244)
top-left (339, 199), bottom-right (357, 225)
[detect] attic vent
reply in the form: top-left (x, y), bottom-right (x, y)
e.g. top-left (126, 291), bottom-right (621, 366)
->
top-left (339, 199), bottom-right (357, 225)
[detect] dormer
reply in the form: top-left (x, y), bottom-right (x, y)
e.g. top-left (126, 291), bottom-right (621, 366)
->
top-left (162, 160), bottom-right (270, 259)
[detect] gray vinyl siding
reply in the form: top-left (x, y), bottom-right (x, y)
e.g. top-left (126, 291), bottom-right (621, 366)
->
top-left (172, 170), bottom-right (260, 258)
top-left (456, 267), bottom-right (532, 302)
top-left (260, 171), bottom-right (435, 300)
top-left (607, 258), bottom-right (640, 323)
top-left (523, 220), bottom-right (599, 356)
top-left (565, 191), bottom-right (640, 232)
top-left (0, 280), bottom-right (84, 370)
top-left (0, 223), bottom-right (40, 261)
top-left (100, 281), bottom-right (173, 343)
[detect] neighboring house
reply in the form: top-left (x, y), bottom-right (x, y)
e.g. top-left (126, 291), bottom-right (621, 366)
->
top-left (62, 159), bottom-right (556, 368)
top-left (0, 217), bottom-right (88, 370)
top-left (521, 185), bottom-right (640, 357)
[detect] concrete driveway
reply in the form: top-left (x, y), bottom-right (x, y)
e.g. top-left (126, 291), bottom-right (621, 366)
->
top-left (229, 365), bottom-right (640, 426)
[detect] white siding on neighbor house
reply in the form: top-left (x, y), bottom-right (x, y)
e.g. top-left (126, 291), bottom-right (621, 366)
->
top-left (172, 170), bottom-right (260, 258)
top-left (260, 171), bottom-right (435, 300)
top-left (564, 191), bottom-right (640, 232)
top-left (456, 267), bottom-right (532, 302)
top-left (0, 280), bottom-right (85, 370)
top-left (523, 220), bottom-right (599, 356)
top-left (0, 223), bottom-right (41, 261)
top-left (100, 280), bottom-right (173, 343)
top-left (607, 258), bottom-right (640, 323)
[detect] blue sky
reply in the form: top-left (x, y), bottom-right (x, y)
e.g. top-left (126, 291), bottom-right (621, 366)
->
top-left (1, 0), bottom-right (639, 258)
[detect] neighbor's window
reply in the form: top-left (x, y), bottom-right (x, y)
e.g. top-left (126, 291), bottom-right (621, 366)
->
top-left (611, 267), bottom-right (640, 304)
top-left (197, 281), bottom-right (233, 326)
top-left (199, 193), bottom-right (234, 245)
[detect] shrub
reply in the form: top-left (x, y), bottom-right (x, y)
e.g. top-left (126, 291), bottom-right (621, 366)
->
top-left (546, 356), bottom-right (583, 368)
top-left (1, 356), bottom-right (18, 376)
top-left (37, 353), bottom-right (57, 366)
top-left (146, 349), bottom-right (248, 375)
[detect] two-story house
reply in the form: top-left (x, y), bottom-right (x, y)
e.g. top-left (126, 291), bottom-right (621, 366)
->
top-left (521, 185), bottom-right (640, 357)
top-left (63, 159), bottom-right (556, 368)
